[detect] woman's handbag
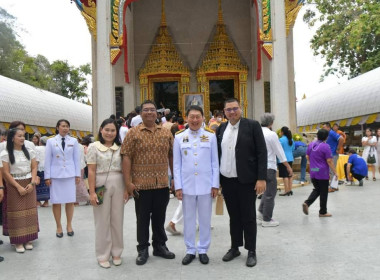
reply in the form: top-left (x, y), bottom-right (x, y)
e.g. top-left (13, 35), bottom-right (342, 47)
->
top-left (367, 147), bottom-right (376, 164)
top-left (95, 151), bottom-right (114, 205)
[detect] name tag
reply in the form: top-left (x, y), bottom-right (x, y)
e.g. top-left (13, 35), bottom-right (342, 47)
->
top-left (67, 144), bottom-right (74, 147)
top-left (311, 168), bottom-right (320, 172)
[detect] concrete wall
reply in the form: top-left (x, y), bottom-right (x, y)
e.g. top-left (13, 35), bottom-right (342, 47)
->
top-left (130, 0), bottom-right (254, 116)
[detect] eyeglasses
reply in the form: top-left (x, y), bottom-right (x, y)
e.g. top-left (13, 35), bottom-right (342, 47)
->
top-left (224, 107), bottom-right (240, 113)
top-left (142, 108), bottom-right (157, 113)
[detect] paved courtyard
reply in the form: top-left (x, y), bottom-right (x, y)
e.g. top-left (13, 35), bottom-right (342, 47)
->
top-left (1, 179), bottom-right (379, 280)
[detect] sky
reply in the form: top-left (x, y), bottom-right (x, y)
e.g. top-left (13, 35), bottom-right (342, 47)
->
top-left (0, 0), bottom-right (346, 100)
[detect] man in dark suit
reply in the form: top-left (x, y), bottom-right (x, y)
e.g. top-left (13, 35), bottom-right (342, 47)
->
top-left (216, 98), bottom-right (267, 267)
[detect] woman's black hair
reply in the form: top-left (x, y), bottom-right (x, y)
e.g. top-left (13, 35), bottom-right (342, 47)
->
top-left (55, 119), bottom-right (70, 134)
top-left (281, 126), bottom-right (293, 146)
top-left (98, 119), bottom-right (121, 146)
top-left (6, 128), bottom-right (30, 165)
top-left (317, 129), bottom-right (329, 141)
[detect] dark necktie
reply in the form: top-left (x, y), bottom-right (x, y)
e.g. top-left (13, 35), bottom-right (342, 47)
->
top-left (62, 137), bottom-right (65, 151)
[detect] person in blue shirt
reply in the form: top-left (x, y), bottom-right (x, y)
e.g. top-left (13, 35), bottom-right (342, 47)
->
top-left (322, 123), bottom-right (344, 192)
top-left (278, 127), bottom-right (295, 196)
top-left (293, 137), bottom-right (307, 185)
top-left (344, 149), bottom-right (368, 186)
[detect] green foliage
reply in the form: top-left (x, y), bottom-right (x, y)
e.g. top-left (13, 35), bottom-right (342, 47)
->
top-left (0, 7), bottom-right (91, 103)
top-left (303, 0), bottom-right (380, 80)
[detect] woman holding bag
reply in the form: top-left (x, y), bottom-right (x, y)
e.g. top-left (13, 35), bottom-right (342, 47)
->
top-left (86, 119), bottom-right (127, 268)
top-left (362, 128), bottom-right (377, 181)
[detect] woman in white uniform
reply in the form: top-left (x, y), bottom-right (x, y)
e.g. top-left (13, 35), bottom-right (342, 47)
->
top-left (45, 119), bottom-right (80, 237)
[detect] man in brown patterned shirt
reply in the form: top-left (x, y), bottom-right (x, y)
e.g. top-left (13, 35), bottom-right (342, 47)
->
top-left (121, 100), bottom-right (175, 266)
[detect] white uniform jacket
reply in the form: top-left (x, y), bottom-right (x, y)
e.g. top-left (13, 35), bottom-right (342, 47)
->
top-left (173, 127), bottom-right (219, 195)
top-left (44, 135), bottom-right (81, 179)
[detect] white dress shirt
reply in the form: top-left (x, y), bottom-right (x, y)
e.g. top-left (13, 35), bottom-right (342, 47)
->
top-left (262, 127), bottom-right (287, 170)
top-left (220, 120), bottom-right (240, 178)
top-left (131, 115), bottom-right (142, 127)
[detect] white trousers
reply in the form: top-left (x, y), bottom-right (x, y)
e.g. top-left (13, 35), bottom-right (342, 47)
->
top-left (182, 194), bottom-right (212, 254)
top-left (93, 171), bottom-right (125, 262)
top-left (171, 201), bottom-right (183, 224)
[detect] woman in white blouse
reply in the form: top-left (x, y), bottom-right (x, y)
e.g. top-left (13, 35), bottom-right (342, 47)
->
top-left (362, 128), bottom-right (378, 181)
top-left (86, 119), bottom-right (127, 268)
top-left (0, 128), bottom-right (39, 253)
top-left (377, 128), bottom-right (380, 176)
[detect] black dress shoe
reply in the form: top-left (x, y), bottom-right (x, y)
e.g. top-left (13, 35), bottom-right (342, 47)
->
top-left (199, 254), bottom-right (209, 264)
top-left (136, 248), bottom-right (149, 265)
top-left (0, 256), bottom-right (4, 262)
top-left (0, 240), bottom-right (3, 245)
top-left (182, 254), bottom-right (195, 265)
top-left (246, 251), bottom-right (257, 267)
top-left (222, 248), bottom-right (241, 262)
top-left (56, 232), bottom-right (63, 238)
top-left (67, 231), bottom-right (74, 237)
top-left (153, 245), bottom-right (175, 259)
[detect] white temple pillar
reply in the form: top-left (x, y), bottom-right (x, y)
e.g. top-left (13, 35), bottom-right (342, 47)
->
top-left (91, 37), bottom-right (98, 134)
top-left (124, 4), bottom-right (136, 113)
top-left (96, 0), bottom-right (114, 129)
top-left (251, 3), bottom-right (265, 121)
top-left (287, 28), bottom-right (297, 131)
top-left (270, 0), bottom-right (290, 131)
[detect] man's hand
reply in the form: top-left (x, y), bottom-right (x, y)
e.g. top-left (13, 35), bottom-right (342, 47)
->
top-left (75, 177), bottom-right (80, 184)
top-left (176, 189), bottom-right (183, 200)
top-left (255, 180), bottom-right (266, 195)
top-left (170, 179), bottom-right (175, 193)
top-left (211, 188), bottom-right (218, 198)
top-left (123, 189), bottom-right (129, 204)
top-left (45, 179), bottom-right (51, 187)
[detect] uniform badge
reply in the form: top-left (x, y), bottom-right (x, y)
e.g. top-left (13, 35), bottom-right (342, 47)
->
top-left (183, 136), bottom-right (189, 143)
top-left (200, 134), bottom-right (209, 142)
top-left (56, 155), bottom-right (60, 158)
top-left (184, 150), bottom-right (187, 156)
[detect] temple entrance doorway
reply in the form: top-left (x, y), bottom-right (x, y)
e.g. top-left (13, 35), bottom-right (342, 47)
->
top-left (154, 81), bottom-right (179, 113)
top-left (209, 79), bottom-right (234, 115)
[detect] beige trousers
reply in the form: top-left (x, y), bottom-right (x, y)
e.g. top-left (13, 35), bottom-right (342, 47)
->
top-left (93, 171), bottom-right (125, 261)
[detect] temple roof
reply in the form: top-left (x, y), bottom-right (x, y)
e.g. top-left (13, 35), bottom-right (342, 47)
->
top-left (197, 0), bottom-right (248, 75)
top-left (297, 67), bottom-right (380, 129)
top-left (139, 0), bottom-right (189, 76)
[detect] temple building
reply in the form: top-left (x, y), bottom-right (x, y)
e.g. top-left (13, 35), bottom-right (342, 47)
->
top-left (74, 0), bottom-right (304, 131)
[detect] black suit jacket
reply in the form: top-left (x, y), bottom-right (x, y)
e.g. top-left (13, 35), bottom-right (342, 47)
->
top-left (216, 118), bottom-right (267, 184)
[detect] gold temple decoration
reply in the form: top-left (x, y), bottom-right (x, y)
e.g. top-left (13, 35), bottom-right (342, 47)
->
top-left (78, 0), bottom-right (97, 40)
top-left (110, 0), bottom-right (124, 64)
top-left (285, 0), bottom-right (304, 36)
top-left (260, 0), bottom-right (272, 59)
top-left (196, 0), bottom-right (248, 119)
top-left (139, 0), bottom-right (190, 106)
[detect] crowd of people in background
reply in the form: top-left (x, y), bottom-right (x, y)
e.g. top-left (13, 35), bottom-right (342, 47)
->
top-left (1, 101), bottom-right (380, 267)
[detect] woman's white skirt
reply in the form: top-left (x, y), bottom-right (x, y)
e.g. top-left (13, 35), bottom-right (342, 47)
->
top-left (50, 177), bottom-right (76, 204)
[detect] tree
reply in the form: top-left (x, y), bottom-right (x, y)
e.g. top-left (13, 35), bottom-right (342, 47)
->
top-left (0, 7), bottom-right (91, 103)
top-left (304, 0), bottom-right (380, 80)
top-left (50, 60), bottom-right (91, 102)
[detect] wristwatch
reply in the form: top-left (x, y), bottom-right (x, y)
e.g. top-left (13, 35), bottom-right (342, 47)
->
top-left (0, 186), bottom-right (5, 190)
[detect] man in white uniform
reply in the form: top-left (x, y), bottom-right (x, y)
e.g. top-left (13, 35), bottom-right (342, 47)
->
top-left (173, 105), bottom-right (219, 265)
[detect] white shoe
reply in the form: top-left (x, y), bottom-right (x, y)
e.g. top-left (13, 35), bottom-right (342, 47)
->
top-left (15, 244), bottom-right (25, 253)
top-left (165, 224), bottom-right (181, 235)
top-left (262, 219), bottom-right (280, 227)
top-left (25, 242), bottom-right (33, 250)
top-left (98, 261), bottom-right (111, 268)
top-left (112, 258), bottom-right (122, 266)
top-left (301, 181), bottom-right (305, 186)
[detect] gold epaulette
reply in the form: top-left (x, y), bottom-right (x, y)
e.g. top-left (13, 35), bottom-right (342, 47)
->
top-left (204, 127), bottom-right (215, 134)
top-left (175, 129), bottom-right (185, 135)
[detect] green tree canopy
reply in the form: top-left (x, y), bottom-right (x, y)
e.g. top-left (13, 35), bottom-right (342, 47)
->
top-left (0, 7), bottom-right (91, 103)
top-left (304, 0), bottom-right (380, 80)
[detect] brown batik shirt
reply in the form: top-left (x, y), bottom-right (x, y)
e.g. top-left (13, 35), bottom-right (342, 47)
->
top-left (121, 123), bottom-right (173, 190)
